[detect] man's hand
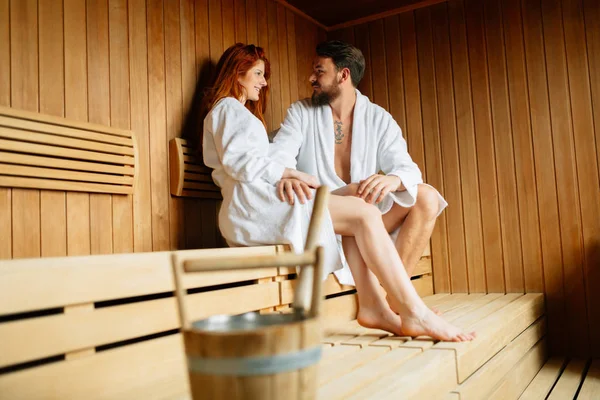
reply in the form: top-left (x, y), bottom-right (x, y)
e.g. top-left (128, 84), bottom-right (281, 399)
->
top-left (277, 175), bottom-right (319, 205)
top-left (357, 174), bottom-right (403, 204)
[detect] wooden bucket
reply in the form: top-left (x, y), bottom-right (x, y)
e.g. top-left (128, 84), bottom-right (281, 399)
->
top-left (172, 188), bottom-right (329, 400)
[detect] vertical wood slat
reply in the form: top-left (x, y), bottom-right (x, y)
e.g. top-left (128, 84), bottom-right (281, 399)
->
top-left (484, 0), bottom-right (524, 292)
top-left (502, 0), bottom-right (543, 293)
top-left (522, 0), bottom-right (567, 357)
top-left (246, 0), bottom-right (257, 45)
top-left (562, 0), bottom-right (600, 356)
top-left (256, 0), bottom-right (271, 128)
top-left (87, 0), bottom-right (113, 255)
top-left (430, 2), bottom-right (468, 293)
top-left (415, 8), bottom-right (451, 293)
top-left (286, 10), bottom-right (298, 104)
top-left (542, 0), bottom-right (589, 357)
top-left (368, 20), bottom-right (388, 110)
top-left (39, 0), bottom-right (67, 258)
top-left (582, 0), bottom-right (600, 358)
top-left (164, 0), bottom-right (184, 250)
top-left (354, 24), bottom-right (372, 100)
top-left (147, 0), bottom-right (170, 252)
top-left (399, 13), bottom-right (426, 176)
top-left (221, 0), bottom-right (235, 47)
top-left (64, 0), bottom-right (91, 256)
top-left (383, 16), bottom-right (406, 137)
top-left (109, 0), bottom-right (134, 254)
top-left (0, 0), bottom-right (9, 263)
top-left (266, 0), bottom-right (282, 127)
top-left (277, 4), bottom-right (291, 114)
top-left (10, 0), bottom-right (40, 259)
top-left (129, 0), bottom-right (152, 252)
top-left (465, 0), bottom-right (505, 293)
top-left (447, 0), bottom-right (486, 293)
top-left (234, 0), bottom-right (247, 43)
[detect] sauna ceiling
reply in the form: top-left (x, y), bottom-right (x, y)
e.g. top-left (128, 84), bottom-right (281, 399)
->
top-left (285, 0), bottom-right (430, 27)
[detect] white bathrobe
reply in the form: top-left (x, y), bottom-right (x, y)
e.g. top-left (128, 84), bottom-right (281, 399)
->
top-left (270, 89), bottom-right (448, 285)
top-left (202, 97), bottom-right (341, 278)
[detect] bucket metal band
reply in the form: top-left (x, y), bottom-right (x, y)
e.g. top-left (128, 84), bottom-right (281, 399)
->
top-left (187, 346), bottom-right (322, 376)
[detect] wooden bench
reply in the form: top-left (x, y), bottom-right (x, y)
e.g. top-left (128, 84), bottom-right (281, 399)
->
top-left (0, 106), bottom-right (136, 194)
top-left (169, 138), bottom-right (220, 199)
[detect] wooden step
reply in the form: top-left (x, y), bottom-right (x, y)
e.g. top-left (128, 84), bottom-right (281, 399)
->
top-left (578, 359), bottom-right (600, 400)
top-left (518, 357), bottom-right (567, 400)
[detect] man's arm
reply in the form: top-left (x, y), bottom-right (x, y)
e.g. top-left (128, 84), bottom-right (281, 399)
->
top-left (269, 102), bottom-right (305, 168)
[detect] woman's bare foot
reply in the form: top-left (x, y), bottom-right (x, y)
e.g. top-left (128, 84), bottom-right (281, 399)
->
top-left (356, 304), bottom-right (404, 336)
top-left (398, 307), bottom-right (476, 342)
top-left (386, 294), bottom-right (443, 316)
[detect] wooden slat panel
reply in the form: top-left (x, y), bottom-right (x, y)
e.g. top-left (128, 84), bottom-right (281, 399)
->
top-left (369, 20), bottom-right (388, 110)
top-left (412, 274), bottom-right (433, 297)
top-left (453, 318), bottom-right (546, 400)
top-left (447, 0), bottom-right (486, 293)
top-left (382, 15), bottom-right (405, 135)
top-left (0, 115), bottom-right (133, 146)
top-left (318, 347), bottom-right (389, 386)
top-left (542, 0), bottom-right (589, 357)
top-left (354, 24), bottom-right (372, 99)
top-left (522, 0), bottom-right (565, 355)
top-left (436, 293), bottom-right (544, 382)
top-left (464, 0), bottom-right (504, 293)
top-left (234, 0), bottom-right (247, 42)
top-left (246, 0), bottom-right (258, 44)
top-left (487, 338), bottom-right (548, 400)
top-left (256, 0), bottom-right (272, 128)
top-left (415, 8), bottom-right (450, 294)
top-left (267, 1), bottom-right (283, 127)
top-left (431, 2), bottom-right (468, 293)
top-left (519, 357), bottom-right (567, 400)
top-left (0, 164), bottom-right (133, 185)
top-left (484, 0), bottom-right (524, 292)
top-left (286, 9), bottom-right (299, 104)
top-left (0, 334), bottom-right (190, 400)
top-left (0, 127), bottom-right (134, 156)
top-left (277, 4), bottom-right (291, 113)
top-left (183, 172), bottom-right (213, 183)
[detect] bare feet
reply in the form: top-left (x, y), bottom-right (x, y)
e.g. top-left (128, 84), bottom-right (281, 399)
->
top-left (398, 307), bottom-right (476, 342)
top-left (386, 294), bottom-right (443, 316)
top-left (356, 305), bottom-right (404, 337)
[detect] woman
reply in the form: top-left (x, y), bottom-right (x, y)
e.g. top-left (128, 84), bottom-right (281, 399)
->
top-left (202, 43), bottom-right (475, 342)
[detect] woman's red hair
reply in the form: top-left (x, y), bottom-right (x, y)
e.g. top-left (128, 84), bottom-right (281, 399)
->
top-left (202, 43), bottom-right (271, 127)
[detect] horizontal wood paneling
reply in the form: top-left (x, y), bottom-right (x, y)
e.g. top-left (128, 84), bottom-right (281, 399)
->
top-left (331, 0), bottom-right (600, 357)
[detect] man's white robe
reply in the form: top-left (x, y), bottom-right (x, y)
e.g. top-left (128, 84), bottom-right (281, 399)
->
top-left (270, 89), bottom-right (448, 285)
top-left (203, 97), bottom-right (340, 277)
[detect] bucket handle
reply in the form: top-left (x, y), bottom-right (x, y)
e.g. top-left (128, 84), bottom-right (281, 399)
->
top-left (171, 187), bottom-right (329, 330)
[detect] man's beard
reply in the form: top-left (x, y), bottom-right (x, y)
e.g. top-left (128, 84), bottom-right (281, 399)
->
top-left (311, 82), bottom-right (341, 106)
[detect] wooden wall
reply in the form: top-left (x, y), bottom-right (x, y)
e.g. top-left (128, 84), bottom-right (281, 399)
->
top-left (0, 0), bottom-right (325, 257)
top-left (329, 0), bottom-right (600, 357)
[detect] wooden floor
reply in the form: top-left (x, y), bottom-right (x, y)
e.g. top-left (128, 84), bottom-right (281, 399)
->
top-left (318, 293), bottom-right (547, 400)
top-left (520, 358), bottom-right (600, 400)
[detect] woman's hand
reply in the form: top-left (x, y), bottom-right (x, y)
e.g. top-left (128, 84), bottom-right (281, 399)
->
top-left (278, 169), bottom-right (320, 205)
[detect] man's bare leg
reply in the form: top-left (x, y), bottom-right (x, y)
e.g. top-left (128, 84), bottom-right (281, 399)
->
top-left (342, 236), bottom-right (403, 335)
top-left (328, 194), bottom-right (475, 341)
top-left (382, 184), bottom-right (440, 276)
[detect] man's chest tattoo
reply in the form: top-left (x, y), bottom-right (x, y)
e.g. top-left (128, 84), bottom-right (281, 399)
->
top-left (334, 121), bottom-right (344, 144)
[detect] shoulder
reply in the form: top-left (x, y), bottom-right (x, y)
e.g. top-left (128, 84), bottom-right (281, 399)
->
top-left (288, 97), bottom-right (314, 115)
top-left (212, 97), bottom-right (245, 113)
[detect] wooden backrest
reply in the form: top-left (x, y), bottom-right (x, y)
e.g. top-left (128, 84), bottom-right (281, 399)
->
top-left (169, 137), bottom-right (221, 198)
top-left (0, 245), bottom-right (359, 399)
top-left (0, 106), bottom-right (135, 195)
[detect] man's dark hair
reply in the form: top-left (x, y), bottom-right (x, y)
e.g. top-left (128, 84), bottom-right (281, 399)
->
top-left (316, 40), bottom-right (365, 88)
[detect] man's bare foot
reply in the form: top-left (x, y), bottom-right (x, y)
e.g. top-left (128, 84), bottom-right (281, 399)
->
top-left (398, 307), bottom-right (476, 342)
top-left (356, 305), bottom-right (404, 336)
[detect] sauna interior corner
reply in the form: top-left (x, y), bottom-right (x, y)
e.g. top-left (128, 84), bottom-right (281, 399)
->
top-left (1, 0), bottom-right (599, 398)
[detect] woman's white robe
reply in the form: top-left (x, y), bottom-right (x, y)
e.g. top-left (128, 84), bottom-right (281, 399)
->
top-left (202, 97), bottom-right (341, 278)
top-left (270, 89), bottom-right (448, 286)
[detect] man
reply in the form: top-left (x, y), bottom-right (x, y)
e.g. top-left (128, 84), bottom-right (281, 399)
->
top-left (271, 40), bottom-right (447, 292)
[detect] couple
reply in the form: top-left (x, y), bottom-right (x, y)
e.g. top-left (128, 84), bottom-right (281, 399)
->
top-left (202, 41), bottom-right (475, 342)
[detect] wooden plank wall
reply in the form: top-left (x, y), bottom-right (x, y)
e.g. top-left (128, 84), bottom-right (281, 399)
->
top-left (0, 0), bottom-right (325, 256)
top-left (329, 0), bottom-right (600, 358)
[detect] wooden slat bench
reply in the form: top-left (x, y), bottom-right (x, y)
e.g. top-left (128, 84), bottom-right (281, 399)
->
top-left (0, 106), bottom-right (136, 194)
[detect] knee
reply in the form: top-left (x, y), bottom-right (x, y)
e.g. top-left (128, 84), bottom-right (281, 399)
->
top-left (415, 185), bottom-right (440, 219)
top-left (356, 201), bottom-right (382, 227)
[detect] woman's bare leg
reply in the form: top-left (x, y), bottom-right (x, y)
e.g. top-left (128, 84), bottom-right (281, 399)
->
top-left (342, 236), bottom-right (403, 335)
top-left (329, 195), bottom-right (475, 342)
